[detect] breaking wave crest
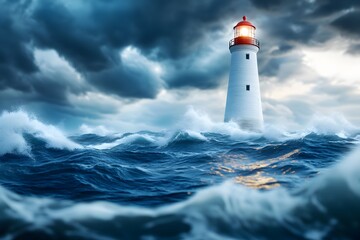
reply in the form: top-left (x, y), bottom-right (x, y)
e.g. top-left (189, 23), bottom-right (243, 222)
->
top-left (1, 147), bottom-right (360, 239)
top-left (87, 130), bottom-right (209, 150)
top-left (180, 108), bottom-right (360, 140)
top-left (1, 109), bottom-right (359, 155)
top-left (88, 133), bottom-right (159, 150)
top-left (0, 110), bottom-right (81, 156)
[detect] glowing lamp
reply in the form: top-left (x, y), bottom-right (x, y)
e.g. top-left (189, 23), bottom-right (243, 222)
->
top-left (236, 25), bottom-right (254, 37)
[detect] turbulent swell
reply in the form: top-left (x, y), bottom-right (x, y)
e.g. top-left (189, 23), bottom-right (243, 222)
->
top-left (1, 150), bottom-right (360, 239)
top-left (0, 110), bottom-right (360, 239)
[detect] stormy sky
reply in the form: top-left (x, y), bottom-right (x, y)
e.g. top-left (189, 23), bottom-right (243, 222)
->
top-left (1, 0), bottom-right (360, 132)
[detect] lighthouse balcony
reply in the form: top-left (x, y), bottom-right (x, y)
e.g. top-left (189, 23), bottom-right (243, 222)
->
top-left (229, 37), bottom-right (260, 48)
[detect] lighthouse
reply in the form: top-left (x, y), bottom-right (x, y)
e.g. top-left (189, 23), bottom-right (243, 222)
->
top-left (224, 16), bottom-right (263, 131)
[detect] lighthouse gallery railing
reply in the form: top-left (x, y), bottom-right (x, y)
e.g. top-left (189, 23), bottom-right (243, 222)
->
top-left (229, 37), bottom-right (260, 48)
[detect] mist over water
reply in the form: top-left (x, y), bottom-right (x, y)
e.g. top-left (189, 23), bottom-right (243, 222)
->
top-left (1, 109), bottom-right (360, 239)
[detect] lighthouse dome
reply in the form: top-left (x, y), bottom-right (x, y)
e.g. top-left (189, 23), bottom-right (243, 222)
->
top-left (233, 16), bottom-right (256, 29)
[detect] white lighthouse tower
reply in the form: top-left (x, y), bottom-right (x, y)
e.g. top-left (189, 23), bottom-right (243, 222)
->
top-left (224, 16), bottom-right (263, 131)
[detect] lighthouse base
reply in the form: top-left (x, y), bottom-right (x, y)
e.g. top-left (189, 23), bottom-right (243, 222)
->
top-left (226, 118), bottom-right (263, 132)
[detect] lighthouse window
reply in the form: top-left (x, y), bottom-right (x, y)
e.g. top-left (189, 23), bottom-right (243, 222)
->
top-left (246, 85), bottom-right (250, 91)
top-left (246, 53), bottom-right (250, 59)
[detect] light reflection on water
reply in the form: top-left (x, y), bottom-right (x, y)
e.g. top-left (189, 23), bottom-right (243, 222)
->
top-left (212, 149), bottom-right (301, 189)
top-left (234, 172), bottom-right (280, 189)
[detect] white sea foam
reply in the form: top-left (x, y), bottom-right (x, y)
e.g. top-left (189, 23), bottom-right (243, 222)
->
top-left (0, 110), bottom-right (82, 156)
top-left (88, 133), bottom-right (159, 150)
top-left (79, 124), bottom-right (113, 136)
top-left (177, 107), bottom-right (305, 141)
top-left (88, 130), bottom-right (209, 150)
top-left (178, 107), bottom-right (261, 140)
top-left (306, 113), bottom-right (359, 137)
top-left (176, 107), bottom-right (360, 141)
top-left (1, 108), bottom-right (359, 155)
top-left (84, 108), bottom-right (360, 150)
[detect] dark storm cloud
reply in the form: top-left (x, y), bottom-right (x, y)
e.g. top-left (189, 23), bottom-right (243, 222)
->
top-left (164, 50), bottom-right (230, 89)
top-left (252, 0), bottom-right (360, 42)
top-left (242, 1), bottom-right (319, 77)
top-left (245, 0), bottom-right (360, 78)
top-left (258, 56), bottom-right (285, 77)
top-left (32, 0), bottom-right (240, 66)
top-left (331, 11), bottom-right (360, 37)
top-left (0, 1), bottom-right (84, 106)
top-left (310, 0), bottom-right (360, 16)
top-left (252, 0), bottom-right (360, 17)
top-left (165, 64), bottom-right (227, 89)
top-left (30, 1), bottom-right (115, 72)
top-left (0, 3), bottom-right (37, 92)
top-left (88, 63), bottom-right (162, 99)
top-left (28, 0), bottom-right (242, 92)
top-left (250, 0), bottom-right (297, 11)
top-left (270, 44), bottom-right (294, 56)
top-left (1, 0), bottom-right (360, 119)
top-left (267, 18), bottom-right (317, 43)
top-left (29, 68), bottom-right (87, 105)
top-left (0, 0), bottom-right (245, 106)
top-left (119, 1), bottom-right (242, 59)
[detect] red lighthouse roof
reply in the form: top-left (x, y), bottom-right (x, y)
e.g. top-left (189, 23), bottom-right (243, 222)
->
top-left (233, 16), bottom-right (256, 29)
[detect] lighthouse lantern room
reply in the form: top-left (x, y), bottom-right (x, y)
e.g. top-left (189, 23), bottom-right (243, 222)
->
top-left (224, 16), bottom-right (264, 131)
top-left (234, 16), bottom-right (255, 38)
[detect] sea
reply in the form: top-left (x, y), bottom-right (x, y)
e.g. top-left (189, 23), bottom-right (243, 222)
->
top-left (1, 109), bottom-right (360, 240)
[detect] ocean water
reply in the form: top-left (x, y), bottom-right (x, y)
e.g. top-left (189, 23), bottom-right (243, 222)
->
top-left (1, 110), bottom-right (360, 239)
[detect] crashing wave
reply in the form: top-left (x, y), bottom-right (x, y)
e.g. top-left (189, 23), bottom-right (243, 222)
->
top-left (163, 130), bottom-right (208, 147)
top-left (1, 109), bottom-right (359, 156)
top-left (88, 133), bottom-right (159, 150)
top-left (0, 110), bottom-right (82, 156)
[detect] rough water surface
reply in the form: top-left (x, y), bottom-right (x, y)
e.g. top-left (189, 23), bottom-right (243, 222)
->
top-left (1, 110), bottom-right (360, 239)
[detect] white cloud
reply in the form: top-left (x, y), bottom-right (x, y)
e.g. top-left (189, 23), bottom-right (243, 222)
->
top-left (120, 46), bottom-right (164, 79)
top-left (68, 91), bottom-right (123, 115)
top-left (302, 46), bottom-right (360, 86)
top-left (34, 49), bottom-right (85, 85)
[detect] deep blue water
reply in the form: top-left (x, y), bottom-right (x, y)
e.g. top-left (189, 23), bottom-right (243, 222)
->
top-left (1, 112), bottom-right (360, 239)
